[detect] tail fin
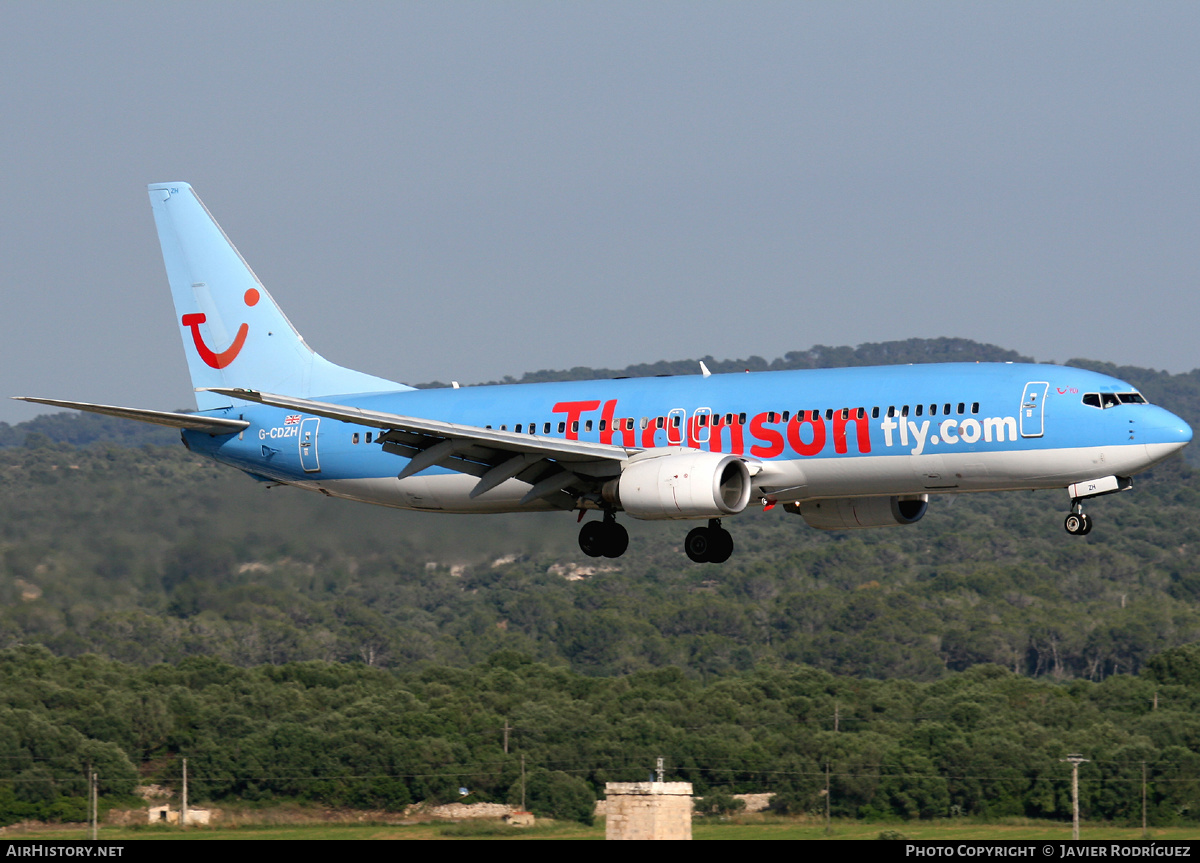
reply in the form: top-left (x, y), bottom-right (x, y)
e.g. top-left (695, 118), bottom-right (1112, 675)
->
top-left (148, 183), bottom-right (409, 411)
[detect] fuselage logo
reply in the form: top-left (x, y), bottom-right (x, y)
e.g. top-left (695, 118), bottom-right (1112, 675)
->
top-left (181, 288), bottom-right (260, 369)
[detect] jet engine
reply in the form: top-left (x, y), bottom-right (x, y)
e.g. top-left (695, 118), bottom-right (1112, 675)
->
top-left (603, 450), bottom-right (752, 520)
top-left (784, 495), bottom-right (928, 530)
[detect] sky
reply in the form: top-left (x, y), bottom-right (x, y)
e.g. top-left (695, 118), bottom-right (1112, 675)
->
top-left (2, 3), bottom-right (1198, 424)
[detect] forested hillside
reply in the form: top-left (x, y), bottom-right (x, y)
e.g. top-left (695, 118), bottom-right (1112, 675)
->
top-left (2, 337), bottom-right (1199, 825)
top-left (4, 646), bottom-right (1200, 826)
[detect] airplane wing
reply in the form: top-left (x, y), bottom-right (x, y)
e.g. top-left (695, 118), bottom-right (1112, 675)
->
top-left (203, 387), bottom-right (636, 506)
top-left (12, 397), bottom-right (250, 434)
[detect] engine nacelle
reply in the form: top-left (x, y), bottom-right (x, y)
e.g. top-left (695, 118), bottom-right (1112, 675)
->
top-left (604, 450), bottom-right (752, 520)
top-left (784, 495), bottom-right (928, 530)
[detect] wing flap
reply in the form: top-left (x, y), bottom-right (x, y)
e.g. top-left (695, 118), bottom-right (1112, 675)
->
top-left (202, 387), bottom-right (635, 466)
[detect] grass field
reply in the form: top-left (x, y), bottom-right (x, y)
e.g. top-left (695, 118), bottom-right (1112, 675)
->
top-left (6, 815), bottom-right (1200, 841)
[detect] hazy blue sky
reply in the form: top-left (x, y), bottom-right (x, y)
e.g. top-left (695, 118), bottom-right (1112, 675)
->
top-left (3, 3), bottom-right (1198, 423)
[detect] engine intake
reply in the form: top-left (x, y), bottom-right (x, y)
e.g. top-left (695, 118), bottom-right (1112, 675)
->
top-left (784, 495), bottom-right (928, 530)
top-left (604, 450), bottom-right (752, 520)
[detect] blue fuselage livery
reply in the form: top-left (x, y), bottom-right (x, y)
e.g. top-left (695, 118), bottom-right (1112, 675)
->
top-left (15, 183), bottom-right (1193, 563)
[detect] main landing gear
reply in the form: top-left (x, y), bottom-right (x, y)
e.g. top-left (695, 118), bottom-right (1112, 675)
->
top-left (1064, 500), bottom-right (1093, 536)
top-left (685, 519), bottom-right (734, 564)
top-left (579, 511), bottom-right (629, 558)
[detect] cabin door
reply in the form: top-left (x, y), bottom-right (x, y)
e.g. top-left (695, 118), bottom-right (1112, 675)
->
top-left (299, 417), bottom-right (321, 472)
top-left (1020, 382), bottom-right (1049, 438)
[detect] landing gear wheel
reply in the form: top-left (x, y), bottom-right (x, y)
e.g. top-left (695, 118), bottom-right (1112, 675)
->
top-left (685, 527), bottom-right (712, 563)
top-left (1064, 513), bottom-right (1093, 536)
top-left (579, 520), bottom-right (608, 557)
top-left (707, 528), bottom-right (734, 563)
top-left (684, 520), bottom-right (735, 563)
top-left (602, 523), bottom-right (629, 558)
top-left (579, 517), bottom-right (630, 558)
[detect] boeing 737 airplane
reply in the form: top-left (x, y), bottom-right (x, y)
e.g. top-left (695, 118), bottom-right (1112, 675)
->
top-left (16, 183), bottom-right (1194, 563)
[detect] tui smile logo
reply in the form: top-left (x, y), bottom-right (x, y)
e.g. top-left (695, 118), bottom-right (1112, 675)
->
top-left (181, 288), bottom-right (260, 369)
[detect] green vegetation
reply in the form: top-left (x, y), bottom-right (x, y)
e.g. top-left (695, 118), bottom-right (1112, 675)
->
top-left (2, 649), bottom-right (1200, 829)
top-left (2, 338), bottom-right (1199, 831)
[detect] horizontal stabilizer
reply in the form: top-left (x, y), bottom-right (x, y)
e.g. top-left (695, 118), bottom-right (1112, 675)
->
top-left (12, 397), bottom-right (249, 435)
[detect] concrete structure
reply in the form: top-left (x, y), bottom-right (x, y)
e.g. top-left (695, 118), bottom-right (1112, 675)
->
top-left (604, 782), bottom-right (693, 840)
top-left (147, 805), bottom-right (211, 826)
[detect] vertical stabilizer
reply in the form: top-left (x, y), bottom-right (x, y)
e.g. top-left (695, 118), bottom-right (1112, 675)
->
top-left (148, 183), bottom-right (409, 410)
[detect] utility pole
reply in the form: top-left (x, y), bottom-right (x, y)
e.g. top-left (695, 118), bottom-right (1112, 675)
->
top-left (520, 755), bottom-right (526, 811)
top-left (90, 771), bottom-right (98, 841)
top-left (1061, 754), bottom-right (1089, 840)
top-left (503, 720), bottom-right (509, 754)
top-left (824, 762), bottom-right (832, 835)
top-left (656, 757), bottom-right (665, 784)
top-left (1142, 761), bottom-right (1148, 839)
top-left (181, 758), bottom-right (188, 828)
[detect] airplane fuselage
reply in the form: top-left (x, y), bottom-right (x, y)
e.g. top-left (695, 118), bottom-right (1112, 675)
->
top-left (184, 361), bottom-right (1190, 515)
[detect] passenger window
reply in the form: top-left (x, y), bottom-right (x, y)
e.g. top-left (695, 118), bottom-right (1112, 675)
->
top-left (957, 402), bottom-right (965, 415)
top-left (971, 403), bottom-right (979, 414)
top-left (930, 404), bottom-right (937, 416)
top-left (825, 409), bottom-right (833, 421)
top-left (871, 407), bottom-right (879, 419)
top-left (781, 411), bottom-right (789, 422)
top-left (599, 420), bottom-right (607, 431)
top-left (515, 424), bottom-right (523, 433)
top-left (915, 404), bottom-right (923, 417)
top-left (887, 406), bottom-right (896, 418)
top-left (738, 413), bottom-right (747, 425)
top-left (366, 432), bottom-right (373, 443)
top-left (585, 420), bottom-right (593, 432)
top-left (544, 422), bottom-right (551, 434)
top-left (558, 422), bottom-right (566, 433)
top-left (902, 405), bottom-right (910, 417)
top-left (352, 433), bottom-right (359, 444)
top-left (944, 403), bottom-right (951, 415)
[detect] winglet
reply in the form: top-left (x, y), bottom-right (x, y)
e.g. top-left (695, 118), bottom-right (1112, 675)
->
top-left (700, 361), bottom-right (712, 378)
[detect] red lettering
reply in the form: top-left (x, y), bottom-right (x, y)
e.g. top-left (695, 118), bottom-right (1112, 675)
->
top-left (666, 414), bottom-right (682, 445)
top-left (552, 400), bottom-right (601, 441)
top-left (599, 400), bottom-right (635, 447)
top-left (749, 412), bottom-right (785, 458)
top-left (787, 411), bottom-right (826, 456)
top-left (833, 409), bottom-right (871, 454)
top-left (709, 415), bottom-right (744, 455)
top-left (643, 419), bottom-right (668, 448)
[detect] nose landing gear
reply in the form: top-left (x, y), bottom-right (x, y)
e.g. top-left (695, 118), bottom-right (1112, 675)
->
top-left (1064, 500), bottom-right (1093, 536)
top-left (684, 519), bottom-right (734, 563)
top-left (579, 511), bottom-right (629, 558)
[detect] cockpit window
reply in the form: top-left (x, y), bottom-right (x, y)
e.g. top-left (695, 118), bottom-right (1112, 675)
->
top-left (1083, 391), bottom-right (1147, 409)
